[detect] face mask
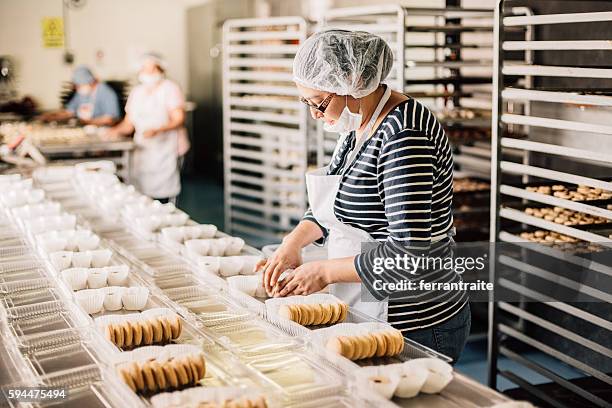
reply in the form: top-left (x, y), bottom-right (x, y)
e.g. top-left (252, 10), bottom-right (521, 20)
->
top-left (138, 73), bottom-right (162, 86)
top-left (323, 96), bottom-right (362, 133)
top-left (77, 85), bottom-right (92, 96)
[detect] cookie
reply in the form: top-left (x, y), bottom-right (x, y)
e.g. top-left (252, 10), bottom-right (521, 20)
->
top-left (151, 319), bottom-right (163, 343)
top-left (123, 321), bottom-right (133, 348)
top-left (130, 362), bottom-right (145, 391)
top-left (330, 303), bottom-right (341, 324)
top-left (380, 331), bottom-right (395, 357)
top-left (141, 361), bottom-right (157, 393)
top-left (173, 359), bottom-right (190, 386)
top-left (113, 324), bottom-right (124, 348)
top-left (338, 303), bottom-right (348, 323)
top-left (278, 304), bottom-right (292, 321)
top-left (179, 357), bottom-right (193, 385)
top-left (372, 331), bottom-right (388, 358)
top-left (141, 320), bottom-right (153, 345)
top-left (150, 360), bottom-right (166, 391)
top-left (170, 316), bottom-right (182, 339)
top-left (160, 318), bottom-right (172, 343)
top-left (186, 357), bottom-right (199, 385)
top-left (162, 361), bottom-right (179, 389)
top-left (363, 334), bottom-right (377, 359)
top-left (312, 304), bottom-right (325, 326)
top-left (321, 303), bottom-right (334, 325)
top-left (189, 354), bottom-right (206, 380)
top-left (132, 321), bottom-right (143, 346)
top-left (105, 324), bottom-right (115, 344)
top-left (119, 367), bottom-right (136, 391)
top-left (326, 337), bottom-right (343, 355)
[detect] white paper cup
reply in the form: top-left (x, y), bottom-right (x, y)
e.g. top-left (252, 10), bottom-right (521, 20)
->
top-left (87, 268), bottom-right (108, 289)
top-left (198, 256), bottom-right (220, 275)
top-left (38, 237), bottom-right (67, 253)
top-left (61, 268), bottom-right (89, 291)
top-left (104, 286), bottom-right (126, 311)
top-left (185, 240), bottom-right (211, 256)
top-left (77, 235), bottom-right (100, 252)
top-left (90, 249), bottom-right (112, 267)
top-left (160, 227), bottom-right (184, 243)
top-left (75, 288), bottom-right (106, 314)
top-left (71, 252), bottom-right (92, 268)
top-left (219, 257), bottom-right (243, 277)
top-left (237, 256), bottom-right (263, 275)
top-left (208, 240), bottom-right (227, 256)
top-left (227, 275), bottom-right (258, 297)
top-left (221, 237), bottom-right (245, 256)
top-left (392, 362), bottom-right (429, 398)
top-left (50, 251), bottom-right (73, 271)
top-left (358, 366), bottom-right (401, 400)
top-left (196, 224), bottom-right (217, 239)
top-left (106, 265), bottom-right (129, 286)
top-left (409, 358), bottom-right (453, 394)
top-left (122, 286), bottom-right (150, 310)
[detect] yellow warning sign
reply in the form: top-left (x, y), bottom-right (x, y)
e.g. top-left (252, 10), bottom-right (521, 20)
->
top-left (41, 17), bottom-right (64, 48)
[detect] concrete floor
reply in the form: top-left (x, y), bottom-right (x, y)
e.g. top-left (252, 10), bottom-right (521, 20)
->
top-left (177, 176), bottom-right (585, 394)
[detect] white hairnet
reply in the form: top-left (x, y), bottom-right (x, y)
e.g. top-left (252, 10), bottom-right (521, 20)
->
top-left (293, 29), bottom-right (393, 99)
top-left (139, 51), bottom-right (168, 72)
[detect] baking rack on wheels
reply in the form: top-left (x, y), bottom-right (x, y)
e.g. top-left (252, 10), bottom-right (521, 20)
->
top-left (222, 17), bottom-right (311, 246)
top-left (488, 3), bottom-right (612, 407)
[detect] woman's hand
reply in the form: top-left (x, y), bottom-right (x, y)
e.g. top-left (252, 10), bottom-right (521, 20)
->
top-left (257, 241), bottom-right (303, 295)
top-left (274, 260), bottom-right (330, 297)
top-left (143, 128), bottom-right (159, 138)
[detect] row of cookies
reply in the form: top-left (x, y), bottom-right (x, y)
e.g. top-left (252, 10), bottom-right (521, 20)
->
top-left (519, 230), bottom-right (603, 253)
top-left (103, 314), bottom-right (182, 349)
top-left (278, 302), bottom-right (348, 327)
top-left (326, 329), bottom-right (405, 361)
top-left (524, 206), bottom-right (609, 226)
top-left (118, 353), bottom-right (206, 394)
top-left (526, 184), bottom-right (612, 201)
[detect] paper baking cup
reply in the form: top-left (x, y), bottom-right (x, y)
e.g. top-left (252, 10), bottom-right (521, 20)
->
top-left (77, 235), bottom-right (100, 252)
top-left (194, 224), bottom-right (217, 239)
top-left (227, 275), bottom-right (259, 297)
top-left (221, 237), bottom-right (245, 256)
top-left (122, 286), bottom-right (150, 311)
top-left (106, 265), bottom-right (130, 286)
top-left (219, 257), bottom-right (243, 277)
top-left (39, 237), bottom-right (68, 253)
top-left (408, 358), bottom-right (453, 394)
top-left (103, 286), bottom-right (126, 311)
top-left (50, 251), bottom-right (73, 271)
top-left (61, 268), bottom-right (90, 291)
top-left (390, 362), bottom-right (428, 398)
top-left (356, 366), bottom-right (401, 400)
top-left (235, 255), bottom-right (263, 275)
top-left (164, 212), bottom-right (189, 227)
top-left (198, 256), bottom-right (220, 274)
top-left (90, 249), bottom-right (112, 267)
top-left (160, 227), bottom-right (184, 243)
top-left (87, 268), bottom-right (108, 289)
top-left (208, 240), bottom-right (227, 256)
top-left (75, 288), bottom-right (106, 314)
top-left (71, 251), bottom-right (92, 268)
top-left (184, 239), bottom-right (211, 256)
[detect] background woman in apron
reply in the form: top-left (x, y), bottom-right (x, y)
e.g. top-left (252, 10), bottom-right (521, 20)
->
top-left (258, 30), bottom-right (471, 362)
top-left (106, 52), bottom-right (189, 203)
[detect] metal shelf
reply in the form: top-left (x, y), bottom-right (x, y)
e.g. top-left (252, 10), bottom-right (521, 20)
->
top-left (489, 4), bottom-right (612, 407)
top-left (223, 17), bottom-right (309, 242)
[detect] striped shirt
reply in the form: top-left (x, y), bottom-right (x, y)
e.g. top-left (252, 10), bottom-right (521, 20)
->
top-left (304, 97), bottom-right (468, 332)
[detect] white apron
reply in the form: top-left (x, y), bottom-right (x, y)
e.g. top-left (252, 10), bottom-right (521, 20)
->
top-left (130, 84), bottom-right (181, 199)
top-left (305, 86), bottom-right (392, 321)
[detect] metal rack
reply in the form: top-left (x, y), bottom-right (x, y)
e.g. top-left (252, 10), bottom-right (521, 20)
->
top-left (222, 17), bottom-right (310, 245)
top-left (488, 3), bottom-right (612, 407)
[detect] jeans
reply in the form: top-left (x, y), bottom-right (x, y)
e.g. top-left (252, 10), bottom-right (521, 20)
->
top-left (403, 303), bottom-right (471, 364)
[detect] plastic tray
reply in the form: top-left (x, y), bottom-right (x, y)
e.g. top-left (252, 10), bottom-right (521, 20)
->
top-left (1, 300), bottom-right (91, 338)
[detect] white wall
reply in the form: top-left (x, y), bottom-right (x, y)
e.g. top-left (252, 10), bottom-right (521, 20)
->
top-left (0, 0), bottom-right (189, 109)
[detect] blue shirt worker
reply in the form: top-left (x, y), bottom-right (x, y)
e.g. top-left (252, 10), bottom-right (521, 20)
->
top-left (39, 65), bottom-right (120, 126)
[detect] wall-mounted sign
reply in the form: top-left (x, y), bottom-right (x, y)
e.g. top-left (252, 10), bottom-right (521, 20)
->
top-left (41, 17), bottom-right (64, 48)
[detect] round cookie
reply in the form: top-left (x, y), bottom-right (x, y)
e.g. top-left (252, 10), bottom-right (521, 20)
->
top-left (364, 334), bottom-right (377, 359)
top-left (189, 354), bottom-right (206, 380)
top-left (150, 318), bottom-right (163, 343)
top-left (119, 367), bottom-right (136, 392)
top-left (337, 303), bottom-right (348, 323)
top-left (312, 304), bottom-right (325, 326)
top-left (122, 321), bottom-right (133, 348)
top-left (113, 324), bottom-right (124, 348)
top-left (162, 361), bottom-right (179, 389)
top-left (105, 324), bottom-right (115, 344)
top-left (173, 359), bottom-right (190, 386)
top-left (372, 331), bottom-right (388, 358)
top-left (160, 318), bottom-right (172, 343)
top-left (141, 361), bottom-right (157, 393)
top-left (320, 303), bottom-right (333, 325)
top-left (141, 321), bottom-right (153, 345)
top-left (172, 316), bottom-right (182, 340)
top-left (325, 337), bottom-right (343, 355)
top-left (329, 303), bottom-right (341, 324)
top-left (130, 362), bottom-right (145, 391)
top-left (150, 360), bottom-right (166, 391)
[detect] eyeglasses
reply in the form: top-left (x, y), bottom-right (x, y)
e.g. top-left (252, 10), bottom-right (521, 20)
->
top-left (299, 93), bottom-right (334, 113)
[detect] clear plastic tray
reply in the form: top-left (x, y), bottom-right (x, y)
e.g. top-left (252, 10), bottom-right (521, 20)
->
top-left (1, 300), bottom-right (90, 337)
top-left (0, 258), bottom-right (45, 274)
top-left (2, 287), bottom-right (63, 309)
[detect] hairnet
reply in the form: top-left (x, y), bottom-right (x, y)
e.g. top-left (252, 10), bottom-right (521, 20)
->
top-left (72, 65), bottom-right (95, 85)
top-left (139, 52), bottom-right (168, 72)
top-left (293, 29), bottom-right (393, 99)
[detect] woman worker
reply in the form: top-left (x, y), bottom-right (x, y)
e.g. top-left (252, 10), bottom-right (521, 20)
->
top-left (107, 52), bottom-right (189, 203)
top-left (260, 30), bottom-right (470, 362)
